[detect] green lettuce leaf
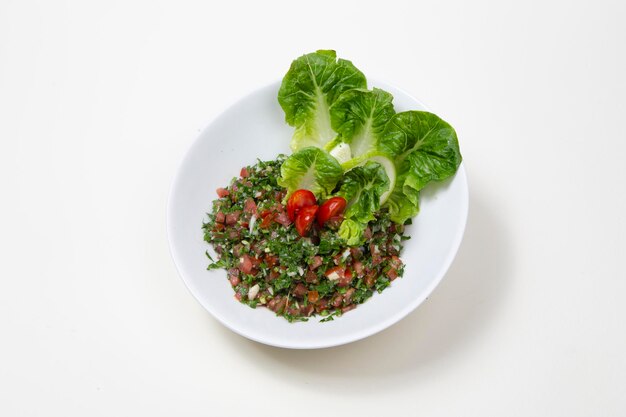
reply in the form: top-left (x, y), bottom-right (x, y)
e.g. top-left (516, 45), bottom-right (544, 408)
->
top-left (277, 147), bottom-right (343, 197)
top-left (384, 162), bottom-right (421, 224)
top-left (347, 153), bottom-right (396, 205)
top-left (277, 50), bottom-right (367, 152)
top-left (337, 161), bottom-right (390, 224)
top-left (380, 111), bottom-right (462, 223)
top-left (338, 219), bottom-right (364, 246)
top-left (329, 88), bottom-right (395, 162)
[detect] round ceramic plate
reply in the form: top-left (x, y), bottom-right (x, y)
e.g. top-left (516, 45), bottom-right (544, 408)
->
top-left (167, 80), bottom-right (468, 349)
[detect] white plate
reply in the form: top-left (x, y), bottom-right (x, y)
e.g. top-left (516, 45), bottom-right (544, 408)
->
top-left (167, 80), bottom-right (468, 349)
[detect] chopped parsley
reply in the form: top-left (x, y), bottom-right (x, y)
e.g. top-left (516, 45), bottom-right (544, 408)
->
top-left (202, 157), bottom-right (407, 322)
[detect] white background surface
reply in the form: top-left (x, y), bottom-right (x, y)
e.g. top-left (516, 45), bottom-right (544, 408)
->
top-left (1, 0), bottom-right (625, 415)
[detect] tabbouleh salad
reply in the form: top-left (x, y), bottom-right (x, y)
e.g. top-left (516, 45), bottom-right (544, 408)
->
top-left (203, 157), bottom-right (407, 322)
top-left (202, 50), bottom-right (462, 322)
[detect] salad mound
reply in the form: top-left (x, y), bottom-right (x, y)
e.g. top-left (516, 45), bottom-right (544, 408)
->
top-left (203, 50), bottom-right (462, 322)
top-left (203, 157), bottom-right (407, 322)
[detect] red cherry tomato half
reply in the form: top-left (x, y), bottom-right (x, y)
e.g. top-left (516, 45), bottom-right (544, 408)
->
top-left (295, 205), bottom-right (318, 237)
top-left (287, 189), bottom-right (317, 221)
top-left (317, 196), bottom-right (347, 227)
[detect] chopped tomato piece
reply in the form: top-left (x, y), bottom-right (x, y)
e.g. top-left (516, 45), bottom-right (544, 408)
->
top-left (389, 255), bottom-right (403, 270)
top-left (370, 243), bottom-right (383, 266)
top-left (331, 293), bottom-right (343, 307)
top-left (274, 212), bottom-right (292, 227)
top-left (293, 283), bottom-right (307, 298)
top-left (343, 288), bottom-right (356, 303)
top-left (260, 212), bottom-right (274, 228)
top-left (341, 304), bottom-right (356, 313)
top-left (308, 290), bottom-right (320, 303)
top-left (324, 266), bottom-right (345, 281)
top-left (216, 187), bottom-right (229, 198)
top-left (364, 270), bottom-right (377, 288)
top-left (225, 211), bottom-right (241, 225)
top-left (338, 268), bottom-right (353, 287)
top-left (238, 254), bottom-right (253, 274)
top-left (232, 244), bottom-right (244, 257)
top-left (350, 247), bottom-right (363, 260)
top-left (274, 190), bottom-right (286, 201)
top-left (386, 268), bottom-right (399, 281)
top-left (315, 298), bottom-right (329, 313)
top-left (268, 270), bottom-right (280, 281)
top-left (264, 254), bottom-right (278, 268)
top-left (268, 296), bottom-right (287, 313)
top-left (271, 203), bottom-right (285, 213)
top-left (301, 304), bottom-right (315, 317)
top-left (228, 274), bottom-right (240, 286)
top-left (309, 255), bottom-right (323, 270)
top-left (305, 270), bottom-right (318, 283)
top-left (240, 167), bottom-right (249, 178)
top-left (352, 260), bottom-right (364, 277)
top-left (243, 198), bottom-right (257, 215)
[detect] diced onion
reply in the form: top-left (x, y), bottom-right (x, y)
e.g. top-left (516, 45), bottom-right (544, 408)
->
top-left (248, 284), bottom-right (260, 300)
top-left (327, 271), bottom-right (341, 281)
top-left (248, 215), bottom-right (257, 234)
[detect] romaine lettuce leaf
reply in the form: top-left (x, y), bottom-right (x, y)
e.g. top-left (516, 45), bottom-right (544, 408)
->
top-left (384, 162), bottom-right (421, 224)
top-left (277, 50), bottom-right (367, 152)
top-left (278, 50), bottom-right (462, 227)
top-left (334, 162), bottom-right (390, 245)
top-left (328, 142), bottom-right (352, 165)
top-left (338, 219), bottom-right (364, 246)
top-left (337, 161), bottom-right (390, 224)
top-left (277, 147), bottom-right (343, 197)
top-left (380, 111), bottom-right (462, 223)
top-left (329, 88), bottom-right (395, 162)
top-left (360, 153), bottom-right (396, 205)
